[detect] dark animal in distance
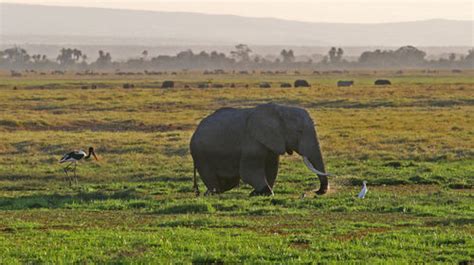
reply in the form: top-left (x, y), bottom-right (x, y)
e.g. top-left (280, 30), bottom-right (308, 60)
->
top-left (280, 83), bottom-right (292, 88)
top-left (190, 103), bottom-right (331, 197)
top-left (374, 79), bottom-right (391, 85)
top-left (123, 83), bottom-right (135, 89)
top-left (10, 70), bottom-right (22, 77)
top-left (162, 80), bottom-right (174, 88)
top-left (337, 80), bottom-right (354, 87)
top-left (294, 79), bottom-right (310, 87)
top-left (259, 82), bottom-right (271, 88)
top-left (59, 147), bottom-right (98, 186)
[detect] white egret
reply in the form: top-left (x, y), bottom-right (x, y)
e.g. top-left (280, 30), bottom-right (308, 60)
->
top-left (358, 181), bottom-right (368, 199)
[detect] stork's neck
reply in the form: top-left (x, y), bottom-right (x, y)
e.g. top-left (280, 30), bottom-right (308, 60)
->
top-left (85, 150), bottom-right (92, 159)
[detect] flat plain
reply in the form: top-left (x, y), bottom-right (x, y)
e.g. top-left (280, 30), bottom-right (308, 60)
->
top-left (0, 70), bottom-right (473, 263)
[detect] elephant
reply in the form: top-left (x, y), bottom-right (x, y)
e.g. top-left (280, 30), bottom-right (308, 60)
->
top-left (161, 80), bottom-right (174, 88)
top-left (294, 79), bottom-right (310, 87)
top-left (190, 103), bottom-right (331, 196)
top-left (337, 80), bottom-right (354, 87)
top-left (374, 79), bottom-right (391, 85)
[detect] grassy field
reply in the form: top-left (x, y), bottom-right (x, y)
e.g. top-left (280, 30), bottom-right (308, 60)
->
top-left (0, 70), bottom-right (473, 263)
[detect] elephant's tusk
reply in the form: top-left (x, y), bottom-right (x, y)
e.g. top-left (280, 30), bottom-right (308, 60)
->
top-left (303, 157), bottom-right (332, 176)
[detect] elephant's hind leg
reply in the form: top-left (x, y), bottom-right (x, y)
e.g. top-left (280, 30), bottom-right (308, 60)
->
top-left (195, 162), bottom-right (221, 194)
top-left (240, 155), bottom-right (273, 196)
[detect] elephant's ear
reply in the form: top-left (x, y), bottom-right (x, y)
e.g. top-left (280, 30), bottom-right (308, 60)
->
top-left (247, 104), bottom-right (286, 155)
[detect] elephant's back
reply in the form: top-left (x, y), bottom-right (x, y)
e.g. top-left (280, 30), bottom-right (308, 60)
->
top-left (190, 108), bottom-right (249, 154)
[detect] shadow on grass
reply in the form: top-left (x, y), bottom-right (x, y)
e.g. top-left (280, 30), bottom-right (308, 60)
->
top-left (0, 189), bottom-right (144, 210)
top-left (425, 218), bottom-right (474, 226)
top-left (139, 176), bottom-right (191, 182)
top-left (0, 174), bottom-right (57, 181)
top-left (153, 201), bottom-right (216, 214)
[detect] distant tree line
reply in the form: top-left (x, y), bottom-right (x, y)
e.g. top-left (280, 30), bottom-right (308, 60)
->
top-left (1, 44), bottom-right (472, 71)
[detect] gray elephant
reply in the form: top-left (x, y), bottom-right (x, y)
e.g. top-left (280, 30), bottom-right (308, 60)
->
top-left (190, 103), bottom-right (330, 196)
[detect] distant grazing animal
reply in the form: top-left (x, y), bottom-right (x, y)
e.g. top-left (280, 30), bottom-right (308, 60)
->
top-left (52, 70), bottom-right (65, 75)
top-left (337, 80), bottom-right (354, 87)
top-left (59, 147), bottom-right (98, 186)
top-left (259, 82), bottom-right (271, 88)
top-left (374, 79), bottom-right (391, 85)
top-left (280, 83), bottom-right (292, 88)
top-left (358, 181), bottom-right (368, 198)
top-left (123, 83), bottom-right (134, 89)
top-left (190, 103), bottom-right (331, 197)
top-left (10, 71), bottom-right (22, 77)
top-left (162, 80), bottom-right (174, 88)
top-left (294, 79), bottom-right (310, 87)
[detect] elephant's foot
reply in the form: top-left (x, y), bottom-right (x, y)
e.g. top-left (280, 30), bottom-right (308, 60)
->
top-left (315, 187), bottom-right (329, 195)
top-left (250, 186), bottom-right (274, 196)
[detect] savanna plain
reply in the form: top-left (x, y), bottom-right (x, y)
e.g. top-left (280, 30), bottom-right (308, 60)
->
top-left (0, 71), bottom-right (473, 263)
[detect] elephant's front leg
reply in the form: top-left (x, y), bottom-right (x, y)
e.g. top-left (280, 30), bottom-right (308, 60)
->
top-left (265, 153), bottom-right (279, 188)
top-left (240, 155), bottom-right (273, 196)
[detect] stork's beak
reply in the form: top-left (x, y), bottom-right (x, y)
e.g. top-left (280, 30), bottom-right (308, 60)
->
top-left (92, 151), bottom-right (99, 161)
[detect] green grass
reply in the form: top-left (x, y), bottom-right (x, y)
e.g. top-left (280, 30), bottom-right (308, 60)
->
top-left (0, 71), bottom-right (473, 263)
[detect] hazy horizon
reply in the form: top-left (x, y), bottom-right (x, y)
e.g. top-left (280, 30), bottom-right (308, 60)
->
top-left (2, 0), bottom-right (473, 24)
top-left (2, 3), bottom-right (473, 48)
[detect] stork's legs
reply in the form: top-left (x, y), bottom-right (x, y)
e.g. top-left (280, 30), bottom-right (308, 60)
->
top-left (63, 162), bottom-right (77, 187)
top-left (63, 162), bottom-right (72, 186)
top-left (73, 162), bottom-right (78, 185)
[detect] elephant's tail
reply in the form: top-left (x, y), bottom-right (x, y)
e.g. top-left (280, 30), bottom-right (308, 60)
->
top-left (193, 164), bottom-right (200, 197)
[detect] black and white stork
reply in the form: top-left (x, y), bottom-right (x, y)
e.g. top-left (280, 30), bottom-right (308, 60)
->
top-left (59, 147), bottom-right (98, 186)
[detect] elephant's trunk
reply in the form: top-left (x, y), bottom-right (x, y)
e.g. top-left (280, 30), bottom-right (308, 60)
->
top-left (303, 154), bottom-right (330, 195)
top-left (298, 122), bottom-right (330, 195)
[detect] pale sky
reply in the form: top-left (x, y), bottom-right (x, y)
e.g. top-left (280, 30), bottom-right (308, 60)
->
top-left (2, 0), bottom-right (473, 23)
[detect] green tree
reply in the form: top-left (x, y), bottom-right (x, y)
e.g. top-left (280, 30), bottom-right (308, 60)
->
top-left (448, 53), bottom-right (456, 62)
top-left (280, 49), bottom-right (295, 63)
top-left (231, 44), bottom-right (252, 62)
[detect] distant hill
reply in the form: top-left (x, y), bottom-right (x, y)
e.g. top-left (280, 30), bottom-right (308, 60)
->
top-left (1, 3), bottom-right (473, 46)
